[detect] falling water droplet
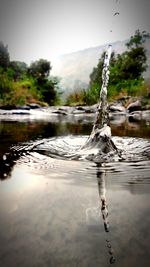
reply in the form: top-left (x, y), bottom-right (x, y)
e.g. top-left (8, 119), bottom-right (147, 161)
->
top-left (3, 154), bottom-right (7, 161)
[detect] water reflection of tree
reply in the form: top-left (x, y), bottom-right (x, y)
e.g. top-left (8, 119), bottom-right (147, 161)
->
top-left (0, 139), bottom-right (45, 180)
top-left (0, 121), bottom-right (61, 180)
top-left (110, 118), bottom-right (150, 138)
top-left (0, 121), bottom-right (59, 144)
top-left (96, 163), bottom-right (116, 264)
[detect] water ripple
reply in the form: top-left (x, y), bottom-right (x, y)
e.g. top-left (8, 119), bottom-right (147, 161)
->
top-left (31, 135), bottom-right (150, 162)
top-left (1, 135), bottom-right (149, 179)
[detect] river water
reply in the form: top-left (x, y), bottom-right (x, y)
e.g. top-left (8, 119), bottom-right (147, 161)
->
top-left (0, 113), bottom-right (150, 267)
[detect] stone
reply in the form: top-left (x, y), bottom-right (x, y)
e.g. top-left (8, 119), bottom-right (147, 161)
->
top-left (108, 103), bottom-right (126, 113)
top-left (27, 103), bottom-right (41, 109)
top-left (0, 105), bottom-right (17, 110)
top-left (127, 100), bottom-right (141, 113)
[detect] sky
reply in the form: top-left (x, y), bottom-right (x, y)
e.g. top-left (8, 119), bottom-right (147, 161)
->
top-left (0, 0), bottom-right (150, 65)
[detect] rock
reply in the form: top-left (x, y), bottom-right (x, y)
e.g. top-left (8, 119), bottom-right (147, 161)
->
top-left (0, 105), bottom-right (18, 110)
top-left (127, 100), bottom-right (141, 113)
top-left (116, 96), bottom-right (131, 106)
top-left (85, 105), bottom-right (98, 113)
top-left (75, 106), bottom-right (86, 111)
top-left (18, 105), bottom-right (30, 110)
top-left (72, 109), bottom-right (86, 114)
top-left (52, 110), bottom-right (67, 116)
top-left (73, 105), bottom-right (97, 114)
top-left (108, 103), bottom-right (126, 113)
top-left (0, 109), bottom-right (30, 115)
top-left (84, 108), bottom-right (95, 114)
top-left (0, 103), bottom-right (42, 110)
top-left (11, 110), bottom-right (30, 115)
top-left (27, 103), bottom-right (41, 109)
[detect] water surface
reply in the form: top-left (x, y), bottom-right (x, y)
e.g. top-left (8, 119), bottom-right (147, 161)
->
top-left (0, 114), bottom-right (150, 267)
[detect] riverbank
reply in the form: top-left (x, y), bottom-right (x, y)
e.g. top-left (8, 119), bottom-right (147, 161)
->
top-left (0, 99), bottom-right (150, 123)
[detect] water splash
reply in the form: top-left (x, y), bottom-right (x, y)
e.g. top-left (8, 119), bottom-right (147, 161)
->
top-left (79, 45), bottom-right (120, 159)
top-left (93, 45), bottom-right (112, 132)
top-left (0, 46), bottom-right (121, 165)
top-left (1, 46), bottom-right (150, 166)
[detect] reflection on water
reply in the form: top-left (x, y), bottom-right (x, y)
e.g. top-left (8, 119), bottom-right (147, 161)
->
top-left (0, 152), bottom-right (150, 267)
top-left (85, 167), bottom-right (116, 264)
top-left (97, 166), bottom-right (116, 264)
top-left (0, 116), bottom-right (150, 267)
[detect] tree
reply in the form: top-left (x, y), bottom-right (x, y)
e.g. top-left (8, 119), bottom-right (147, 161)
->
top-left (126, 29), bottom-right (150, 49)
top-left (28, 59), bottom-right (60, 105)
top-left (0, 42), bottom-right (60, 106)
top-left (89, 51), bottom-right (105, 89)
top-left (35, 77), bottom-right (57, 105)
top-left (0, 41), bottom-right (10, 69)
top-left (0, 67), bottom-right (12, 98)
top-left (87, 29), bottom-right (150, 103)
top-left (9, 61), bottom-right (28, 81)
top-left (28, 59), bottom-right (51, 78)
top-left (112, 29), bottom-right (150, 81)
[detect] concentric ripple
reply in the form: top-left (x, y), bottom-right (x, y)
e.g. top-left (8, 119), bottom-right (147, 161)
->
top-left (22, 135), bottom-right (150, 162)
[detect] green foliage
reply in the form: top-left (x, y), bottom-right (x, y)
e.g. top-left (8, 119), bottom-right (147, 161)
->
top-left (28, 59), bottom-right (60, 105)
top-left (1, 29), bottom-right (150, 107)
top-left (0, 73), bottom-right (39, 106)
top-left (110, 47), bottom-right (147, 82)
top-left (126, 29), bottom-right (150, 49)
top-left (0, 43), bottom-right (60, 106)
top-left (9, 61), bottom-right (28, 81)
top-left (85, 83), bottom-right (99, 105)
top-left (0, 67), bottom-right (12, 97)
top-left (65, 89), bottom-right (86, 106)
top-left (89, 52), bottom-right (105, 89)
top-left (86, 29), bottom-right (150, 104)
top-left (86, 51), bottom-right (116, 105)
top-left (107, 79), bottom-right (145, 100)
top-left (28, 59), bottom-right (51, 78)
top-left (0, 41), bottom-right (10, 69)
top-left (34, 77), bottom-right (56, 105)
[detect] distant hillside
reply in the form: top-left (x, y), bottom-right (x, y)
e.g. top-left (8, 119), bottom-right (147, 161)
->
top-left (52, 39), bottom-right (150, 96)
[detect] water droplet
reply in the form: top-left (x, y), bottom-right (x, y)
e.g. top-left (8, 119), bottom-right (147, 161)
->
top-left (3, 154), bottom-right (7, 160)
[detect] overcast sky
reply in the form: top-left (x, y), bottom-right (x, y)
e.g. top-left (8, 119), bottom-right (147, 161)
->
top-left (0, 0), bottom-right (150, 64)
